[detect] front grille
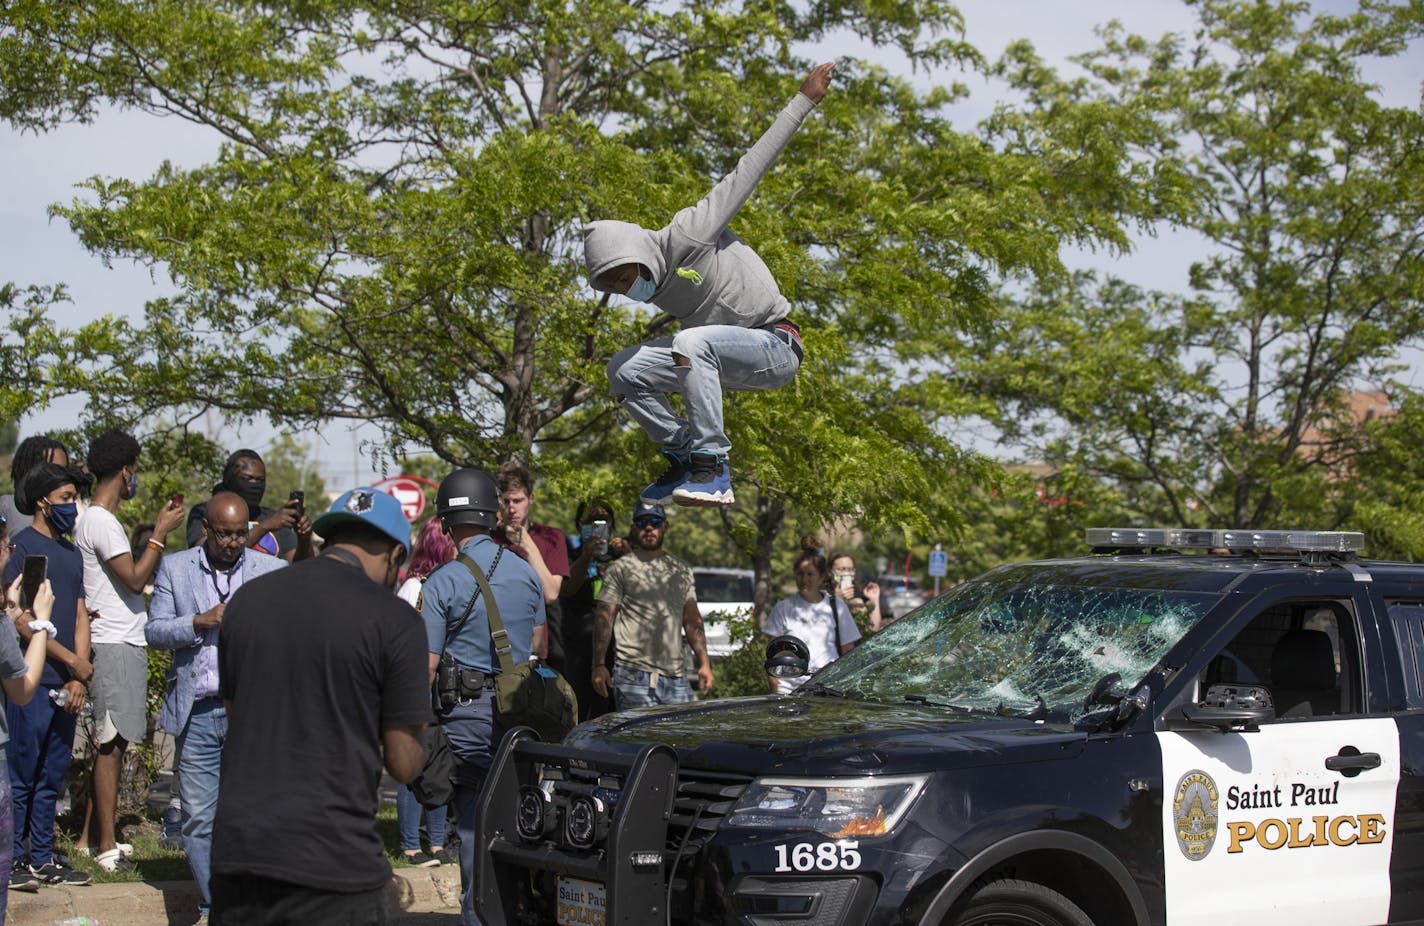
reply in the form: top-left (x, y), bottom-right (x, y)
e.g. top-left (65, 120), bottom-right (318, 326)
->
top-left (667, 767), bottom-right (752, 854)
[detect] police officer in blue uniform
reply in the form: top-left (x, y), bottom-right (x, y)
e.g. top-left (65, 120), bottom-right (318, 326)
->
top-left (419, 467), bottom-right (544, 926)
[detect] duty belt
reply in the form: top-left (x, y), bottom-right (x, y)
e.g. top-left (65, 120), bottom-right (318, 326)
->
top-left (456, 666), bottom-right (498, 698)
top-left (763, 320), bottom-right (804, 363)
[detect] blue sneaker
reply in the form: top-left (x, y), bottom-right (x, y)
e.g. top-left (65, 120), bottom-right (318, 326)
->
top-left (641, 450), bottom-right (688, 505)
top-left (672, 453), bottom-right (734, 507)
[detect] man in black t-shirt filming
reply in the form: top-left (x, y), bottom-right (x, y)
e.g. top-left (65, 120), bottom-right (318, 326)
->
top-left (210, 487), bottom-right (431, 926)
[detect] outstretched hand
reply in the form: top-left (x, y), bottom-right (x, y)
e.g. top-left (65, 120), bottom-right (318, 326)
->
top-left (800, 61), bottom-right (835, 105)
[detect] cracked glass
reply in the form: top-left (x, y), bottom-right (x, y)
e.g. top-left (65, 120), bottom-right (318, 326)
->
top-left (807, 567), bottom-right (1222, 723)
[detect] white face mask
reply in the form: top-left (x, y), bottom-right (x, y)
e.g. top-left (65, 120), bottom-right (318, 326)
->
top-left (626, 274), bottom-right (657, 303)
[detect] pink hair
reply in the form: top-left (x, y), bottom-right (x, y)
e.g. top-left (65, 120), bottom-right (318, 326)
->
top-left (407, 516), bottom-right (456, 579)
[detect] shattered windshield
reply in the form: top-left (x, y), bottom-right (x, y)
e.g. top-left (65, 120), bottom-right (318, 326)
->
top-left (806, 568), bottom-right (1220, 723)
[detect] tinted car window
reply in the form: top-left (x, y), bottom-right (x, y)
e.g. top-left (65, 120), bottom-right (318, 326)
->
top-left (695, 572), bottom-right (754, 604)
top-left (1387, 600), bottom-right (1424, 706)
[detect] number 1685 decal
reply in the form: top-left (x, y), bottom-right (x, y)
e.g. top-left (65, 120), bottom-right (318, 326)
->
top-left (772, 841), bottom-right (862, 873)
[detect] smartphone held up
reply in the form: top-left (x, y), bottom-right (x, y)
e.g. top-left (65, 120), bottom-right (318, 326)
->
top-left (19, 555), bottom-right (47, 610)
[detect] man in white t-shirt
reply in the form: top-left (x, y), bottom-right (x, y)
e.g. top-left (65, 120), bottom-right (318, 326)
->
top-left (73, 429), bottom-right (184, 871)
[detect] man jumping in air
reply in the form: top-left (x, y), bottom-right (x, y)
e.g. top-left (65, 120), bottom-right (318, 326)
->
top-left (585, 61), bottom-right (835, 507)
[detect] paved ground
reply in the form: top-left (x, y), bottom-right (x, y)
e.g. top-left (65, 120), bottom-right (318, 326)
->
top-left (8, 864), bottom-right (462, 925)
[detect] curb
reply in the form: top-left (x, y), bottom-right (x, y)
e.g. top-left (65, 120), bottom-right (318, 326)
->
top-left (9, 864), bottom-right (462, 925)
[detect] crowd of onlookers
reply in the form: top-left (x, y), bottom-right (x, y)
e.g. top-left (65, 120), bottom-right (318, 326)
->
top-left (0, 428), bottom-right (894, 926)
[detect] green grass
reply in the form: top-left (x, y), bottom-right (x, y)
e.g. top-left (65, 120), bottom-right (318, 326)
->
top-left (57, 812), bottom-right (189, 883)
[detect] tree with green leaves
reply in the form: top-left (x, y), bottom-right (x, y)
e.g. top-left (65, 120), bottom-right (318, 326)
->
top-left (2, 0), bottom-right (1185, 607)
top-left (1336, 389), bottom-right (1424, 560)
top-left (960, 0), bottom-right (1424, 531)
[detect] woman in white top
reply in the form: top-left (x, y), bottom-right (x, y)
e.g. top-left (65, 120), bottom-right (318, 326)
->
top-left (763, 538), bottom-right (860, 693)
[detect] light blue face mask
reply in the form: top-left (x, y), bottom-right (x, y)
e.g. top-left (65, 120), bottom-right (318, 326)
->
top-left (626, 274), bottom-right (657, 303)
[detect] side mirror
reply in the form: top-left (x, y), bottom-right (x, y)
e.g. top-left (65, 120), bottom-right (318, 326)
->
top-left (1178, 684), bottom-right (1275, 732)
top-left (1084, 671), bottom-right (1124, 711)
top-left (765, 634), bottom-right (810, 679)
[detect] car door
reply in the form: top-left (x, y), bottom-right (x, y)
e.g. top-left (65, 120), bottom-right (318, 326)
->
top-left (1382, 599), bottom-right (1424, 921)
top-left (1157, 589), bottom-right (1401, 925)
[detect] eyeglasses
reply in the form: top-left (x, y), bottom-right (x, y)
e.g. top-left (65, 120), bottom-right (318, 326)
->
top-left (633, 516), bottom-right (665, 529)
top-left (207, 527), bottom-right (248, 544)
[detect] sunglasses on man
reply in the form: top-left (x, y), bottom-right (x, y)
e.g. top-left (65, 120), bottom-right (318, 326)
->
top-left (633, 516), bottom-right (665, 529)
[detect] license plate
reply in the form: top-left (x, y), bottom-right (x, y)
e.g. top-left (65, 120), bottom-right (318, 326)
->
top-left (557, 877), bottom-right (606, 926)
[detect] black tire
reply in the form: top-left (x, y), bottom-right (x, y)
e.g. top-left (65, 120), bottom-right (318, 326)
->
top-left (948, 878), bottom-right (1094, 926)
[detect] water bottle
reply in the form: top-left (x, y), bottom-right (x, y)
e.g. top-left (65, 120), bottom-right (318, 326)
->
top-left (48, 688), bottom-right (93, 719)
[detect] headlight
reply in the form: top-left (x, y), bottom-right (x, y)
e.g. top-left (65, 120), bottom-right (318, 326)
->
top-left (516, 786), bottom-right (552, 841)
top-left (724, 775), bottom-right (927, 838)
top-left (565, 794), bottom-right (606, 849)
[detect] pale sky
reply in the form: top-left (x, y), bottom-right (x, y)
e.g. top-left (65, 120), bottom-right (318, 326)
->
top-left (2, 1), bottom-right (1416, 486)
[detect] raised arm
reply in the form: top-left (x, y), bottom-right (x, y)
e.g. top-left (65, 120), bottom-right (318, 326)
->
top-left (509, 524), bottom-right (561, 604)
top-left (107, 499), bottom-right (186, 594)
top-left (2, 577), bottom-right (55, 705)
top-left (668, 61), bottom-right (835, 245)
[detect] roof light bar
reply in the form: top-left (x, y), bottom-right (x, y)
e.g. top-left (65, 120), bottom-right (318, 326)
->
top-left (1085, 528), bottom-right (1365, 554)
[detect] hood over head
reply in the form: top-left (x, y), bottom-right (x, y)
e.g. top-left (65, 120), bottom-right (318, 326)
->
top-left (583, 221), bottom-right (666, 292)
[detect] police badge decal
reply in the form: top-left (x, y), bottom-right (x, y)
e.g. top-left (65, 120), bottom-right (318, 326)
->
top-left (1173, 770), bottom-right (1219, 860)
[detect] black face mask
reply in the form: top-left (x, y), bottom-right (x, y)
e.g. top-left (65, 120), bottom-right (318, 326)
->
top-left (226, 478), bottom-right (266, 515)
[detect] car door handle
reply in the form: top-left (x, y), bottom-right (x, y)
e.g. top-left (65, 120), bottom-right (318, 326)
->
top-left (1324, 751), bottom-right (1381, 773)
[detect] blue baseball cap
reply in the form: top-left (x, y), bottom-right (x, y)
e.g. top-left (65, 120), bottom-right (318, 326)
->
top-left (313, 487), bottom-right (412, 553)
top-left (633, 500), bottom-right (665, 520)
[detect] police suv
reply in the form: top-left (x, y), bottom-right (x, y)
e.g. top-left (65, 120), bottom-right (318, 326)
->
top-left (475, 529), bottom-right (1424, 926)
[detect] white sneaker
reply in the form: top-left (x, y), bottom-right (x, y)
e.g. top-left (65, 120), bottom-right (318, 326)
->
top-left (77, 843), bottom-right (134, 857)
top-left (94, 847), bottom-right (136, 872)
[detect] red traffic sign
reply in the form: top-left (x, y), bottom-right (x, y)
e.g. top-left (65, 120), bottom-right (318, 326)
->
top-left (373, 475), bottom-right (435, 522)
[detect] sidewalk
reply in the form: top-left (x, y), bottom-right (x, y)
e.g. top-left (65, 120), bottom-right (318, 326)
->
top-left (8, 863), bottom-right (462, 925)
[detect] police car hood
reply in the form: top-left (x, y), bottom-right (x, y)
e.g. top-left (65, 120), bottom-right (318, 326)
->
top-left (563, 695), bottom-right (1086, 776)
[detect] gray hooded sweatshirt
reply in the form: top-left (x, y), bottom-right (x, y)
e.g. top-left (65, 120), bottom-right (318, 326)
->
top-left (583, 92), bottom-right (818, 330)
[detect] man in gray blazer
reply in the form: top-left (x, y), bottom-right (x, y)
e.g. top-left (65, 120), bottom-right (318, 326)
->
top-left (147, 491), bottom-right (286, 925)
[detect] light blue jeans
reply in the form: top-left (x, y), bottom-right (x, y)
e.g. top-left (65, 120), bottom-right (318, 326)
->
top-left (396, 784), bottom-right (447, 852)
top-left (607, 325), bottom-right (799, 459)
top-left (176, 698), bottom-right (225, 916)
top-left (612, 666), bottom-right (694, 709)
